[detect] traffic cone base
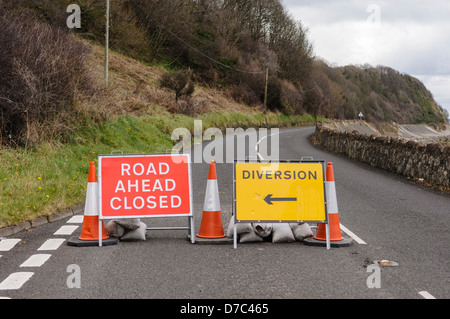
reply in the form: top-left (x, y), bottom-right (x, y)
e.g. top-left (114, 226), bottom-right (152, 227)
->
top-left (303, 234), bottom-right (354, 248)
top-left (68, 234), bottom-right (118, 247)
top-left (69, 215), bottom-right (118, 247)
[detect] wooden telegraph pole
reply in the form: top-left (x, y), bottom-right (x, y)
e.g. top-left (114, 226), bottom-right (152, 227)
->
top-left (105, 0), bottom-right (110, 85)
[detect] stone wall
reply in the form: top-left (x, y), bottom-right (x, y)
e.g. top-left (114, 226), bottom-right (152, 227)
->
top-left (315, 123), bottom-right (450, 187)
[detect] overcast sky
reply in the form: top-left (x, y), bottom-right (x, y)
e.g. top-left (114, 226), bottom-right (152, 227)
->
top-left (282, 0), bottom-right (450, 116)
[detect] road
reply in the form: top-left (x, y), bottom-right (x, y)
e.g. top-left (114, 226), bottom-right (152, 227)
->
top-left (0, 126), bottom-right (449, 300)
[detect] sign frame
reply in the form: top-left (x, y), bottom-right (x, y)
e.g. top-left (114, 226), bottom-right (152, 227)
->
top-left (232, 159), bottom-right (330, 249)
top-left (97, 153), bottom-right (195, 246)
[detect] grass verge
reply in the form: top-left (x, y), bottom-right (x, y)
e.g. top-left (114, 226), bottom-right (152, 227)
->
top-left (0, 108), bottom-right (320, 228)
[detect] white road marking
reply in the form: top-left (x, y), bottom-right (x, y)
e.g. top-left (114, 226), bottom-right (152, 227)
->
top-left (20, 254), bottom-right (52, 267)
top-left (54, 225), bottom-right (78, 235)
top-left (0, 272), bottom-right (34, 290)
top-left (419, 291), bottom-right (436, 299)
top-left (67, 215), bottom-right (84, 223)
top-left (37, 238), bottom-right (65, 251)
top-left (339, 223), bottom-right (367, 245)
top-left (0, 213), bottom-right (83, 295)
top-left (0, 239), bottom-right (21, 251)
top-left (255, 130), bottom-right (281, 161)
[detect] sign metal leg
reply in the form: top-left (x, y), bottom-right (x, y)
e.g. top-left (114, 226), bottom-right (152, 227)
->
top-left (99, 219), bottom-right (103, 247)
top-left (189, 216), bottom-right (195, 244)
top-left (325, 223), bottom-right (330, 250)
top-left (233, 223), bottom-right (237, 249)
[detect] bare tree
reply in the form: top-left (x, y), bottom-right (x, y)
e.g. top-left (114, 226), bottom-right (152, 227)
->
top-left (159, 70), bottom-right (195, 102)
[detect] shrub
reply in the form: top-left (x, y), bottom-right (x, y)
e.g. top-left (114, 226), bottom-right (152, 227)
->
top-left (159, 70), bottom-right (195, 102)
top-left (0, 10), bottom-right (95, 146)
top-left (231, 71), bottom-right (265, 107)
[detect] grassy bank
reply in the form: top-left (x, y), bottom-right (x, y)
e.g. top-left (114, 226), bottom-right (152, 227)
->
top-left (0, 109), bottom-right (319, 228)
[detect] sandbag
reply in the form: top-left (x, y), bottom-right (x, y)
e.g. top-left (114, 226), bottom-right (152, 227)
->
top-left (239, 231), bottom-right (263, 243)
top-left (272, 223), bottom-right (295, 243)
top-left (226, 215), bottom-right (253, 237)
top-left (121, 221), bottom-right (147, 241)
top-left (115, 218), bottom-right (141, 230)
top-left (105, 220), bottom-right (125, 238)
top-left (252, 223), bottom-right (273, 238)
top-left (289, 223), bottom-right (313, 241)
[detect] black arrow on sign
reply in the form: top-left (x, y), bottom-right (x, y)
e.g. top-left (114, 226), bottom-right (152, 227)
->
top-left (264, 194), bottom-right (297, 205)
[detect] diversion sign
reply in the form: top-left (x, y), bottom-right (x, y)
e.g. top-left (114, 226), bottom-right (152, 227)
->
top-left (234, 161), bottom-right (327, 223)
top-left (98, 154), bottom-right (193, 219)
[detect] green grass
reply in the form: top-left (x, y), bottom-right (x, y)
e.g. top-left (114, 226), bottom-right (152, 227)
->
top-left (0, 107), bottom-right (321, 228)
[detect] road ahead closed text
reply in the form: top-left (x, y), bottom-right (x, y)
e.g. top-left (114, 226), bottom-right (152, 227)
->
top-left (99, 155), bottom-right (192, 218)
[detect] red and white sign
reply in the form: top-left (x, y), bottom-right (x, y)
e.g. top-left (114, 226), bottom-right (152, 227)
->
top-left (98, 154), bottom-right (192, 219)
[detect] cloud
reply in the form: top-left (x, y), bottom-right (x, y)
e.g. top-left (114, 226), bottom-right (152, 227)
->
top-left (284, 0), bottom-right (450, 25)
top-left (308, 20), bottom-right (450, 74)
top-left (283, 0), bottom-right (450, 114)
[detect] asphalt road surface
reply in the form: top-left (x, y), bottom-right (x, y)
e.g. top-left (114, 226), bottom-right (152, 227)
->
top-left (1, 126), bottom-right (449, 300)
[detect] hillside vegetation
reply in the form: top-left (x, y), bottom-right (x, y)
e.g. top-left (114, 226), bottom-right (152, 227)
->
top-left (0, 0), bottom-right (447, 227)
top-left (1, 0), bottom-right (447, 147)
top-left (0, 2), bottom-right (320, 227)
top-left (0, 37), bottom-right (321, 227)
top-left (314, 61), bottom-right (448, 123)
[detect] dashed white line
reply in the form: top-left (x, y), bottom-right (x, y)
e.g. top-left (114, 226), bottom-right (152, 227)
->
top-left (67, 215), bottom-right (84, 223)
top-left (20, 254), bottom-right (52, 268)
top-left (37, 238), bottom-right (66, 251)
top-left (0, 214), bottom-right (84, 296)
top-left (0, 272), bottom-right (34, 290)
top-left (339, 223), bottom-right (367, 245)
top-left (54, 225), bottom-right (79, 235)
top-left (419, 291), bottom-right (436, 299)
top-left (0, 239), bottom-right (21, 251)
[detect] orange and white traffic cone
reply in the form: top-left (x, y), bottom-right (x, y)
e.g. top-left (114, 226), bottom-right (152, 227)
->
top-left (68, 161), bottom-right (117, 247)
top-left (314, 162), bottom-right (343, 241)
top-left (197, 161), bottom-right (226, 239)
top-left (304, 162), bottom-right (353, 247)
top-left (79, 161), bottom-right (108, 241)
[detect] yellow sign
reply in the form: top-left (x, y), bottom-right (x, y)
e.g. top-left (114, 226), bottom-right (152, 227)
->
top-left (234, 162), bottom-right (327, 222)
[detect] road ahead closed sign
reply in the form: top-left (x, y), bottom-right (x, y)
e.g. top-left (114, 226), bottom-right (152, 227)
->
top-left (234, 161), bottom-right (327, 222)
top-left (99, 154), bottom-right (192, 219)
